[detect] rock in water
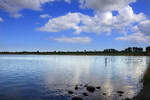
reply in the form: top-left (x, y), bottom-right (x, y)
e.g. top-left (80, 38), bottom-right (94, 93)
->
top-left (75, 85), bottom-right (78, 90)
top-left (68, 91), bottom-right (73, 94)
top-left (86, 86), bottom-right (95, 93)
top-left (96, 86), bottom-right (101, 89)
top-left (119, 94), bottom-right (122, 96)
top-left (72, 97), bottom-right (83, 100)
top-left (103, 93), bottom-right (106, 95)
top-left (83, 92), bottom-right (88, 96)
top-left (80, 84), bottom-right (83, 86)
top-left (117, 91), bottom-right (124, 94)
top-left (84, 84), bottom-right (88, 87)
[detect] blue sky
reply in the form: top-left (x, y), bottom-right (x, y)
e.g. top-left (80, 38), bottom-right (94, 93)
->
top-left (0, 0), bottom-right (150, 51)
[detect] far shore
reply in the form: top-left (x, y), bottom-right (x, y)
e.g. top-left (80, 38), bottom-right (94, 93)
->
top-left (0, 52), bottom-right (149, 56)
top-left (0, 54), bottom-right (149, 56)
top-left (1, 46), bottom-right (150, 56)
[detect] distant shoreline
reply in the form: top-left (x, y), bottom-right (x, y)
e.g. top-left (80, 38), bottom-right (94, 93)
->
top-left (0, 52), bottom-right (149, 56)
top-left (1, 46), bottom-right (150, 56)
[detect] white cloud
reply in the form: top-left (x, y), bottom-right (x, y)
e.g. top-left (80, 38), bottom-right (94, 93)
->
top-left (65, 0), bottom-right (71, 3)
top-left (40, 14), bottom-right (51, 18)
top-left (0, 0), bottom-right (74, 18)
top-left (0, 17), bottom-right (3, 22)
top-left (116, 33), bottom-right (148, 42)
top-left (2, 0), bottom-right (148, 43)
top-left (78, 0), bottom-right (149, 43)
top-left (37, 6), bottom-right (146, 35)
top-left (79, 0), bottom-right (136, 11)
top-left (37, 12), bottom-right (82, 32)
top-left (116, 20), bottom-right (150, 42)
top-left (137, 20), bottom-right (150, 36)
top-left (0, 0), bottom-right (54, 18)
top-left (52, 36), bottom-right (92, 43)
top-left (117, 6), bottom-right (145, 25)
top-left (37, 12), bottom-right (113, 34)
top-left (11, 13), bottom-right (23, 18)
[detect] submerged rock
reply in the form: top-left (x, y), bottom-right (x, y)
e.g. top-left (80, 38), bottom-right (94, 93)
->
top-left (96, 86), bottom-right (101, 89)
top-left (117, 91), bottom-right (124, 94)
top-left (68, 91), bottom-right (73, 94)
top-left (103, 93), bottom-right (106, 95)
top-left (86, 86), bottom-right (95, 93)
top-left (84, 84), bottom-right (88, 87)
top-left (124, 98), bottom-right (131, 100)
top-left (72, 97), bottom-right (83, 100)
top-left (119, 94), bottom-right (122, 96)
top-left (82, 92), bottom-right (88, 96)
top-left (75, 85), bottom-right (78, 90)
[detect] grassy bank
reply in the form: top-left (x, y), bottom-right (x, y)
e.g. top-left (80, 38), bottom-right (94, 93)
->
top-left (131, 64), bottom-right (150, 100)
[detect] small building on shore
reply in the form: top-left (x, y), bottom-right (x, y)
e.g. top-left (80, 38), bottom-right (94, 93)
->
top-left (146, 46), bottom-right (150, 55)
top-left (124, 47), bottom-right (143, 53)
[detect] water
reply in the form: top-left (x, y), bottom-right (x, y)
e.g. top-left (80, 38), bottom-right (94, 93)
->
top-left (0, 55), bottom-right (149, 100)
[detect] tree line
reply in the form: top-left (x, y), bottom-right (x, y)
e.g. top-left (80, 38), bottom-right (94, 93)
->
top-left (0, 46), bottom-right (150, 56)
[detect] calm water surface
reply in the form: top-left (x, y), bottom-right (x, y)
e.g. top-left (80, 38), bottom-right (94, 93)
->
top-left (0, 55), bottom-right (150, 100)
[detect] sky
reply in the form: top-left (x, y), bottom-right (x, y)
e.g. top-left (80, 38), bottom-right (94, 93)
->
top-left (0, 0), bottom-right (150, 51)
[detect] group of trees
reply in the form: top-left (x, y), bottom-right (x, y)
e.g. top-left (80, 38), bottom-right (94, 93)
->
top-left (146, 46), bottom-right (150, 55)
top-left (103, 47), bottom-right (144, 53)
top-left (104, 46), bottom-right (150, 53)
top-left (103, 49), bottom-right (118, 53)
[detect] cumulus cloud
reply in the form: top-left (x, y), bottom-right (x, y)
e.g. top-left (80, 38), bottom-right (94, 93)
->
top-left (79, 0), bottom-right (136, 11)
top-left (0, 0), bottom-right (73, 18)
top-left (78, 0), bottom-right (150, 43)
top-left (0, 17), bottom-right (3, 22)
top-left (137, 20), bottom-right (150, 36)
top-left (52, 36), bottom-right (92, 43)
top-left (0, 0), bottom-right (55, 18)
top-left (116, 33), bottom-right (148, 42)
top-left (37, 2), bottom-right (150, 43)
top-left (40, 14), bottom-right (51, 18)
top-left (37, 6), bottom-right (146, 35)
top-left (37, 13), bottom-right (82, 32)
top-left (116, 20), bottom-right (150, 42)
top-left (2, 0), bottom-right (149, 43)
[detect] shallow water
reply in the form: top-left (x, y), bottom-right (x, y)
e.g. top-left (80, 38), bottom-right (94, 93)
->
top-left (0, 55), bottom-right (149, 100)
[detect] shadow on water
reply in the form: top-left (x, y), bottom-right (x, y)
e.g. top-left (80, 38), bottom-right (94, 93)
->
top-left (131, 57), bottom-right (150, 100)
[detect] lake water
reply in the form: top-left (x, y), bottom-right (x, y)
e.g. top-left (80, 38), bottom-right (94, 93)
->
top-left (0, 55), bottom-right (150, 100)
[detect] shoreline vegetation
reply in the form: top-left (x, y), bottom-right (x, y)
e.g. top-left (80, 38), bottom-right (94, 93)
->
top-left (0, 46), bottom-right (150, 56)
top-left (0, 51), bottom-right (148, 56)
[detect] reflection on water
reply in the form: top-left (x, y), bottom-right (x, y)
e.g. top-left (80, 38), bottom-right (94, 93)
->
top-left (0, 55), bottom-right (149, 100)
